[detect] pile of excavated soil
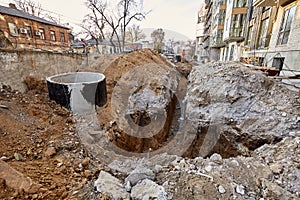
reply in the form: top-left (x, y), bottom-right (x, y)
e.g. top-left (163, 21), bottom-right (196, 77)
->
top-left (0, 79), bottom-right (101, 200)
top-left (90, 49), bottom-right (179, 153)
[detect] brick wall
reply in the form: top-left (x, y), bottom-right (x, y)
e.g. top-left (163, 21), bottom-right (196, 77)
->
top-left (0, 49), bottom-right (86, 92)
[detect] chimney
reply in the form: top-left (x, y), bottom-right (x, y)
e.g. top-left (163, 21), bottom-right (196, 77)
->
top-left (9, 3), bottom-right (17, 9)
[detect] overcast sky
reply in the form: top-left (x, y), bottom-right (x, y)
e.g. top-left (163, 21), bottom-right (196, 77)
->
top-left (0, 0), bottom-right (200, 39)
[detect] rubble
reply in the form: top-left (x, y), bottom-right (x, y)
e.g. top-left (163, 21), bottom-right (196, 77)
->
top-left (131, 179), bottom-right (168, 200)
top-left (94, 171), bottom-right (130, 199)
top-left (183, 62), bottom-right (300, 158)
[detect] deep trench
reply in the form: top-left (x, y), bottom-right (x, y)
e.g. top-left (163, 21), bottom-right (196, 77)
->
top-left (115, 95), bottom-right (284, 159)
top-left (110, 85), bottom-right (283, 159)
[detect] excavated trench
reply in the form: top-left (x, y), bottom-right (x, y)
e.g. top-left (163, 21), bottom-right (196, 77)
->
top-left (111, 94), bottom-right (178, 153)
top-left (71, 52), bottom-right (298, 163)
top-left (105, 76), bottom-right (280, 160)
top-left (107, 87), bottom-right (280, 159)
top-left (100, 62), bottom-right (298, 160)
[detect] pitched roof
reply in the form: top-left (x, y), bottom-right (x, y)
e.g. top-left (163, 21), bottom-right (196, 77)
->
top-left (0, 4), bottom-right (69, 29)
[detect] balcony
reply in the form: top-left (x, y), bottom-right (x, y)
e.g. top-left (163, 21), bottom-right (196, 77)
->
top-left (196, 23), bottom-right (205, 37)
top-left (224, 27), bottom-right (245, 42)
top-left (253, 0), bottom-right (295, 7)
top-left (211, 37), bottom-right (226, 48)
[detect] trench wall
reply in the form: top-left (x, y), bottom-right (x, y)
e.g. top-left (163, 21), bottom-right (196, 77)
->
top-left (0, 49), bottom-right (88, 92)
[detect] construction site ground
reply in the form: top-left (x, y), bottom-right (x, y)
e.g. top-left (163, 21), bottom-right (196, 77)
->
top-left (0, 49), bottom-right (299, 200)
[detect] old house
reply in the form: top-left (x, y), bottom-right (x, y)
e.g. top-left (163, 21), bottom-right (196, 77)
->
top-left (0, 3), bottom-right (71, 51)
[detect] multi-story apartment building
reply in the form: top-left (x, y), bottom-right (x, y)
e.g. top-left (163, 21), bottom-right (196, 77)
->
top-left (221, 0), bottom-right (250, 61)
top-left (0, 3), bottom-right (71, 51)
top-left (197, 0), bottom-right (300, 76)
top-left (199, 0), bottom-right (249, 62)
top-left (243, 0), bottom-right (300, 76)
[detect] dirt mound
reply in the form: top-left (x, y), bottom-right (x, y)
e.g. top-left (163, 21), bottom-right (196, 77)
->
top-left (104, 49), bottom-right (171, 83)
top-left (0, 83), bottom-right (98, 199)
top-left (91, 49), bottom-right (178, 153)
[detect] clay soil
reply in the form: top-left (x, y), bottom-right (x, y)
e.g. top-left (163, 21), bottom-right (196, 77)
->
top-left (0, 77), bottom-right (106, 199)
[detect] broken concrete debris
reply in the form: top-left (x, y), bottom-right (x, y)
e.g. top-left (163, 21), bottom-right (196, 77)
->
top-left (125, 166), bottom-right (155, 187)
top-left (184, 62), bottom-right (300, 158)
top-left (131, 179), bottom-right (168, 200)
top-left (94, 171), bottom-right (130, 199)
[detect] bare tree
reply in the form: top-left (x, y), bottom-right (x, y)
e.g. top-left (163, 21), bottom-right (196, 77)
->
top-left (81, 6), bottom-right (106, 53)
top-left (151, 28), bottom-right (165, 53)
top-left (118, 0), bottom-right (147, 50)
top-left (13, 0), bottom-right (42, 16)
top-left (85, 0), bottom-right (147, 52)
top-left (85, 0), bottom-right (121, 52)
top-left (125, 24), bottom-right (146, 43)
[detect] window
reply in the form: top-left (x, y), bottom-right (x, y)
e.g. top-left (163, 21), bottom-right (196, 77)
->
top-left (60, 32), bottom-right (65, 42)
top-left (277, 5), bottom-right (296, 45)
top-left (229, 45), bottom-right (235, 61)
top-left (219, 0), bottom-right (226, 5)
top-left (8, 22), bottom-right (18, 36)
top-left (219, 10), bottom-right (225, 25)
top-left (50, 30), bottom-right (56, 41)
top-left (39, 28), bottom-right (45, 40)
top-left (230, 14), bottom-right (246, 37)
top-left (222, 48), bottom-right (226, 61)
top-left (234, 0), bottom-right (247, 8)
top-left (213, 30), bottom-right (224, 45)
top-left (246, 26), bottom-right (253, 46)
top-left (257, 18), bottom-right (269, 49)
top-left (26, 26), bottom-right (32, 38)
top-left (225, 47), bottom-right (229, 61)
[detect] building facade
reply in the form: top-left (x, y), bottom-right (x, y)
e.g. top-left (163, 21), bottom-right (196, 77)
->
top-left (195, 4), bottom-right (206, 62)
top-left (0, 3), bottom-right (71, 51)
top-left (197, 0), bottom-right (300, 75)
top-left (243, 0), bottom-right (300, 76)
top-left (203, 0), bottom-right (214, 62)
top-left (221, 0), bottom-right (249, 62)
top-left (210, 0), bottom-right (226, 58)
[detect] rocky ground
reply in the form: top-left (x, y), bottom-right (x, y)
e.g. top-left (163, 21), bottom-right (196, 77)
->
top-left (0, 50), bottom-right (299, 199)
